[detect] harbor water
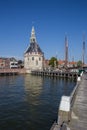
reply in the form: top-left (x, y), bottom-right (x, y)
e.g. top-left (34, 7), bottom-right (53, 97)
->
top-left (0, 74), bottom-right (76, 130)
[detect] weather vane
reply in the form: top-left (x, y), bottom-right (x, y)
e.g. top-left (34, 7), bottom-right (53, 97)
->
top-left (32, 21), bottom-right (35, 26)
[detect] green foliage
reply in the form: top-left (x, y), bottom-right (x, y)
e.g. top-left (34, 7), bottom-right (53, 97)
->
top-left (77, 60), bottom-right (82, 67)
top-left (49, 57), bottom-right (58, 67)
top-left (18, 60), bottom-right (24, 68)
top-left (18, 60), bottom-right (23, 64)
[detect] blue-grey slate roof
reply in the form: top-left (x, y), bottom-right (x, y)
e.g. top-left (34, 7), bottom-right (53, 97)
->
top-left (25, 41), bottom-right (43, 54)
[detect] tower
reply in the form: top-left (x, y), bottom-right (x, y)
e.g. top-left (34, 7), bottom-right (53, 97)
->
top-left (65, 35), bottom-right (68, 68)
top-left (24, 26), bottom-right (44, 73)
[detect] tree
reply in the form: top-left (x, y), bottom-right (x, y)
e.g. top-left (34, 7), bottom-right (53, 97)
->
top-left (49, 57), bottom-right (58, 68)
top-left (77, 60), bottom-right (82, 67)
top-left (18, 60), bottom-right (24, 68)
top-left (18, 60), bottom-right (23, 64)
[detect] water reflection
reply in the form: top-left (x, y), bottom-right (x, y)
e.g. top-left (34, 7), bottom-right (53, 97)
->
top-left (24, 74), bottom-right (43, 95)
top-left (0, 74), bottom-right (76, 130)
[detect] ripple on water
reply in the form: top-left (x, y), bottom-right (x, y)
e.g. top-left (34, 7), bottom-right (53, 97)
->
top-left (0, 75), bottom-right (76, 130)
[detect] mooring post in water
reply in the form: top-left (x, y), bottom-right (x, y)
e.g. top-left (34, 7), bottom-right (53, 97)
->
top-left (58, 96), bottom-right (71, 127)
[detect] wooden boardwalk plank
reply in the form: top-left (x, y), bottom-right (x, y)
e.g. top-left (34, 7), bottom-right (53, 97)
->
top-left (69, 73), bottom-right (87, 130)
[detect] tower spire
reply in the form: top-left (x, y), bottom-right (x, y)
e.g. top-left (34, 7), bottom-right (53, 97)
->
top-left (30, 26), bottom-right (37, 43)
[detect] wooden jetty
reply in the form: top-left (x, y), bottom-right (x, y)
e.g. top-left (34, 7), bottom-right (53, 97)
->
top-left (50, 72), bottom-right (87, 130)
top-left (0, 68), bottom-right (26, 76)
top-left (31, 70), bottom-right (79, 79)
top-left (69, 73), bottom-right (87, 130)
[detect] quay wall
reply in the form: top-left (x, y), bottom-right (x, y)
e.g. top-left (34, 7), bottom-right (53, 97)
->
top-left (31, 70), bottom-right (79, 79)
top-left (0, 68), bottom-right (26, 76)
top-left (50, 72), bottom-right (83, 130)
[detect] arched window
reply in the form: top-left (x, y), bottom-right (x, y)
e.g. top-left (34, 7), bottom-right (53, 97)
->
top-left (32, 57), bottom-right (34, 60)
top-left (39, 57), bottom-right (41, 61)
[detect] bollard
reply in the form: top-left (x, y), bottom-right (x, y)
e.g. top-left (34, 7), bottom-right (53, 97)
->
top-left (80, 71), bottom-right (83, 77)
top-left (77, 76), bottom-right (81, 81)
top-left (58, 96), bottom-right (71, 126)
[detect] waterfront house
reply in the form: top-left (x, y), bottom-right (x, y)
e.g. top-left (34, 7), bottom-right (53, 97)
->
top-left (0, 57), bottom-right (18, 69)
top-left (0, 57), bottom-right (10, 69)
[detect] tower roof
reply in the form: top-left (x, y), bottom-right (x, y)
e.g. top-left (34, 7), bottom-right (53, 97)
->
top-left (25, 26), bottom-right (43, 55)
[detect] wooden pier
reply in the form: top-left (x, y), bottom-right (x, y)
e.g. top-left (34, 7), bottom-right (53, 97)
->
top-left (31, 70), bottom-right (79, 79)
top-left (69, 73), bottom-right (87, 130)
top-left (0, 68), bottom-right (26, 76)
top-left (50, 72), bottom-right (87, 130)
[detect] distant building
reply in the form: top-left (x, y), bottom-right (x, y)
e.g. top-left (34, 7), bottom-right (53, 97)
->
top-left (68, 61), bottom-right (77, 67)
top-left (0, 58), bottom-right (10, 69)
top-left (0, 57), bottom-right (18, 69)
top-left (58, 60), bottom-right (65, 68)
top-left (24, 26), bottom-right (44, 73)
top-left (10, 61), bottom-right (18, 68)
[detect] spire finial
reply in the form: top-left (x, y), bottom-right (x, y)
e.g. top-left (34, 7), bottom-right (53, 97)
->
top-left (30, 26), bottom-right (37, 43)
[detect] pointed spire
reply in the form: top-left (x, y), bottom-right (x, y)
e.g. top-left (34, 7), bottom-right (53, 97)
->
top-left (30, 26), bottom-right (37, 43)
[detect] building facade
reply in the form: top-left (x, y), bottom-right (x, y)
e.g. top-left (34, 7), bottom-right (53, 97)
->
top-left (24, 27), bottom-right (44, 73)
top-left (0, 58), bottom-right (10, 69)
top-left (0, 57), bottom-right (18, 69)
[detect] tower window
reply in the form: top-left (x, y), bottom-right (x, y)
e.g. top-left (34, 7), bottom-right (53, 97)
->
top-left (33, 39), bottom-right (35, 42)
top-left (39, 57), bottom-right (41, 61)
top-left (32, 57), bottom-right (34, 60)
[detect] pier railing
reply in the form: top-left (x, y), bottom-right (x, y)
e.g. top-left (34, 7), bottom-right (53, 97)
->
top-left (70, 76), bottom-right (81, 107)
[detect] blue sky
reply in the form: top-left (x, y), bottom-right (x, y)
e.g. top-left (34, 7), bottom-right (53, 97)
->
top-left (0, 0), bottom-right (87, 62)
